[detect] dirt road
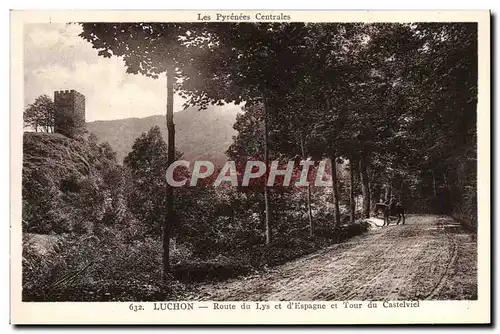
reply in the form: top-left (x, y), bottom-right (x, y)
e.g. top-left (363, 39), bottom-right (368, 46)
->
top-left (191, 215), bottom-right (477, 301)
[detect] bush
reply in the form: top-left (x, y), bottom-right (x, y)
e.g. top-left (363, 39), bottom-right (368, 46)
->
top-left (22, 234), bottom-right (67, 300)
top-left (23, 230), bottom-right (179, 301)
top-left (452, 185), bottom-right (477, 232)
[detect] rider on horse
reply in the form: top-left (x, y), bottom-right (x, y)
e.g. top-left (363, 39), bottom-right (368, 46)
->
top-left (387, 195), bottom-right (397, 212)
top-left (381, 195), bottom-right (405, 226)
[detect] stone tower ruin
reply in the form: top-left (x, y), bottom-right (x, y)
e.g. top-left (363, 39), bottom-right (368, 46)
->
top-left (54, 89), bottom-right (86, 137)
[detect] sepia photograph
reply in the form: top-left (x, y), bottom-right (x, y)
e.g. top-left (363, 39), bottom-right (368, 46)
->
top-left (11, 10), bottom-right (490, 324)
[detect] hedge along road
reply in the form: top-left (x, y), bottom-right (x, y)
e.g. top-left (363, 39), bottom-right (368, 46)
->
top-left (188, 215), bottom-right (477, 301)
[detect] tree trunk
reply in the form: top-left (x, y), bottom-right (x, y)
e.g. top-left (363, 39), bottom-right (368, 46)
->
top-left (432, 170), bottom-right (437, 197)
top-left (384, 180), bottom-right (391, 202)
top-left (325, 96), bottom-right (340, 228)
top-left (330, 155), bottom-right (341, 227)
top-left (443, 171), bottom-right (449, 190)
top-left (163, 65), bottom-right (175, 281)
top-left (359, 157), bottom-right (370, 218)
top-left (300, 135), bottom-right (314, 236)
top-left (349, 158), bottom-right (356, 223)
top-left (399, 180), bottom-right (404, 201)
top-left (263, 101), bottom-right (271, 245)
top-left (307, 185), bottom-right (313, 236)
top-left (371, 183), bottom-right (381, 206)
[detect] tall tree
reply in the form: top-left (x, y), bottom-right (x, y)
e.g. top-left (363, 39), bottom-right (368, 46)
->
top-left (124, 126), bottom-right (186, 235)
top-left (81, 23), bottom-right (200, 279)
top-left (180, 22), bottom-right (310, 244)
top-left (124, 126), bottom-right (168, 236)
top-left (24, 95), bottom-right (54, 132)
top-left (300, 136), bottom-right (314, 236)
top-left (302, 24), bottom-right (360, 227)
top-left (348, 158), bottom-right (357, 223)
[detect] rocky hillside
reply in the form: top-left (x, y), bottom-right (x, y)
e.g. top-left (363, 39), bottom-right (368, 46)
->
top-left (87, 105), bottom-right (241, 166)
top-left (22, 132), bottom-right (128, 234)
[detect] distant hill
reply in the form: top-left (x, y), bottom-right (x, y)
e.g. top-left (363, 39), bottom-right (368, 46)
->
top-left (87, 105), bottom-right (241, 166)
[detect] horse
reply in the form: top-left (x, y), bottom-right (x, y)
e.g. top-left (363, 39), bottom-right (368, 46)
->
top-left (374, 201), bottom-right (406, 226)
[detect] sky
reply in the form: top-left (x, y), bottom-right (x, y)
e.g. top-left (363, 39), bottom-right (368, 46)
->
top-left (23, 23), bottom-right (188, 122)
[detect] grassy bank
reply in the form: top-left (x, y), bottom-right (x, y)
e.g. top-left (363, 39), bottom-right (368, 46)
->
top-left (23, 221), bottom-right (370, 301)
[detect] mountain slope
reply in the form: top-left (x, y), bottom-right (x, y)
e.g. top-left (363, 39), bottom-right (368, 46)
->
top-left (87, 105), bottom-right (240, 166)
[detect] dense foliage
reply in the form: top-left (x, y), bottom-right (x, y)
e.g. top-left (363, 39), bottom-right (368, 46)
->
top-left (23, 94), bottom-right (55, 133)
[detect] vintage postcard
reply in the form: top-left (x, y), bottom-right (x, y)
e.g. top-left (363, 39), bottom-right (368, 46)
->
top-left (10, 10), bottom-right (490, 325)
